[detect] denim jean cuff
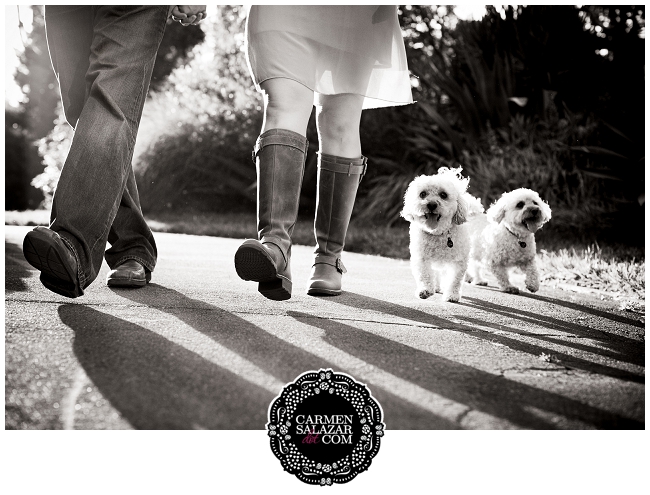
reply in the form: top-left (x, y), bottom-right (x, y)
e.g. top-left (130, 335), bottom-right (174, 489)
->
top-left (113, 255), bottom-right (156, 274)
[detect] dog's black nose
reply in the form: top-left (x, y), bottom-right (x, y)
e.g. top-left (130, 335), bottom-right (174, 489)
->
top-left (528, 207), bottom-right (539, 217)
top-left (427, 202), bottom-right (437, 212)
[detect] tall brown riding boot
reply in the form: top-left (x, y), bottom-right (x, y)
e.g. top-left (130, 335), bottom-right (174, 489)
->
top-left (234, 129), bottom-right (308, 300)
top-left (307, 153), bottom-right (367, 296)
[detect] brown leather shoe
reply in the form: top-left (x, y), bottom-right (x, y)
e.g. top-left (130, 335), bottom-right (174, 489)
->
top-left (106, 260), bottom-right (150, 288)
top-left (23, 226), bottom-right (83, 298)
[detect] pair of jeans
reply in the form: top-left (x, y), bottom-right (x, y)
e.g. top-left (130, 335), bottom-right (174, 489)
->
top-left (44, 6), bottom-right (168, 289)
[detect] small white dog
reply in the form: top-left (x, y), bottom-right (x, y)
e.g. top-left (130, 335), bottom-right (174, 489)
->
top-left (467, 188), bottom-right (552, 294)
top-left (401, 167), bottom-right (483, 302)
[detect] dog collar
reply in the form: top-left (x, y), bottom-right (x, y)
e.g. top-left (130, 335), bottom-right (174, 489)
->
top-left (444, 229), bottom-right (453, 248)
top-left (427, 227), bottom-right (454, 247)
top-left (504, 226), bottom-right (527, 248)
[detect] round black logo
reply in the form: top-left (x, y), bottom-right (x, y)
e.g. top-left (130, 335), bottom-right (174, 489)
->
top-left (267, 369), bottom-right (384, 486)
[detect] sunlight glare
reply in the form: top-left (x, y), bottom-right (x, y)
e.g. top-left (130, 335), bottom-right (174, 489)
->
top-left (5, 5), bottom-right (32, 107)
top-left (453, 4), bottom-right (487, 21)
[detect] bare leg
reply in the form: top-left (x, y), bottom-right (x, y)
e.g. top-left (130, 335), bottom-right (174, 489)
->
top-left (260, 78), bottom-right (314, 135)
top-left (316, 93), bottom-right (364, 158)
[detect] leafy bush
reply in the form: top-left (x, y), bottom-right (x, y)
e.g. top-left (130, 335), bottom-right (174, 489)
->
top-left (6, 106), bottom-right (34, 210)
top-left (134, 7), bottom-right (262, 214)
top-left (30, 104), bottom-right (73, 209)
top-left (351, 5), bottom-right (644, 247)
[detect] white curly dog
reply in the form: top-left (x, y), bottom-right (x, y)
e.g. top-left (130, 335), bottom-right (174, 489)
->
top-left (467, 188), bottom-right (552, 294)
top-left (401, 168), bottom-right (484, 302)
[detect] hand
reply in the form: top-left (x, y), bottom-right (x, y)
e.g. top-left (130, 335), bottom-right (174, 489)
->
top-left (170, 5), bottom-right (206, 26)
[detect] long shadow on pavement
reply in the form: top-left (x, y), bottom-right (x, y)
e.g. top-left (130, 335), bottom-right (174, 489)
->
top-left (58, 304), bottom-right (275, 429)
top-left (331, 292), bottom-right (644, 384)
top-left (461, 297), bottom-right (645, 369)
top-left (517, 290), bottom-right (644, 328)
top-left (101, 284), bottom-right (459, 429)
top-left (287, 310), bottom-right (642, 429)
top-left (112, 284), bottom-right (642, 429)
top-left (5, 241), bottom-right (31, 294)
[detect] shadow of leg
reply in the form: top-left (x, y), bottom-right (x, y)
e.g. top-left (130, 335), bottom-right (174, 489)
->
top-left (59, 304), bottom-right (276, 429)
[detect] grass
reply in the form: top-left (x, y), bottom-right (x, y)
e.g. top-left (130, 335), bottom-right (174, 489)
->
top-left (144, 211), bottom-right (412, 260)
top-left (6, 209), bottom-right (644, 307)
top-left (537, 244), bottom-right (645, 307)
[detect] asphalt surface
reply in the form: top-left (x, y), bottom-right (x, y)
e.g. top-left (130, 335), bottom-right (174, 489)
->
top-left (5, 225), bottom-right (645, 430)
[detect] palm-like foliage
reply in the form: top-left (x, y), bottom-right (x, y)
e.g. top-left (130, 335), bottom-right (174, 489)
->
top-left (353, 6), bottom-right (644, 245)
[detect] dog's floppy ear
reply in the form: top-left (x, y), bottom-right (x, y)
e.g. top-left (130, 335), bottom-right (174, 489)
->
top-left (400, 192), bottom-right (415, 223)
top-left (538, 196), bottom-right (552, 224)
top-left (487, 194), bottom-right (508, 224)
top-left (401, 175), bottom-right (423, 223)
top-left (401, 210), bottom-right (415, 223)
top-left (452, 193), bottom-right (469, 225)
top-left (463, 193), bottom-right (484, 217)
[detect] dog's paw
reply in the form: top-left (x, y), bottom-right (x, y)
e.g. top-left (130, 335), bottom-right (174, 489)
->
top-left (475, 281), bottom-right (488, 286)
top-left (417, 289), bottom-right (433, 299)
top-left (443, 294), bottom-right (461, 303)
top-left (503, 286), bottom-right (520, 294)
top-left (526, 283), bottom-right (539, 293)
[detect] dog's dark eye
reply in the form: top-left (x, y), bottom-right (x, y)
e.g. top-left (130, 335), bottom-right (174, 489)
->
top-left (516, 201), bottom-right (525, 209)
top-left (440, 191), bottom-right (448, 199)
top-left (419, 191), bottom-right (427, 199)
top-left (532, 201), bottom-right (538, 205)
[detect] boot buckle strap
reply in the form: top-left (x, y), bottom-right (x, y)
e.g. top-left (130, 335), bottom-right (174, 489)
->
top-left (319, 155), bottom-right (367, 177)
top-left (314, 257), bottom-right (347, 274)
top-left (359, 156), bottom-right (368, 183)
top-left (341, 158), bottom-right (367, 182)
top-left (252, 135), bottom-right (309, 162)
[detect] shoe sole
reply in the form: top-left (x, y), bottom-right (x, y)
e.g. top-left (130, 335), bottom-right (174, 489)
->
top-left (234, 241), bottom-right (291, 300)
top-left (106, 277), bottom-right (147, 288)
top-left (234, 242), bottom-right (277, 281)
top-left (259, 277), bottom-right (292, 301)
top-left (23, 227), bottom-right (83, 298)
top-left (307, 287), bottom-right (341, 296)
top-left (107, 270), bottom-right (151, 288)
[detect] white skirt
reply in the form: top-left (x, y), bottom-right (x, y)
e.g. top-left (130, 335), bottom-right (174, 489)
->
top-left (246, 5), bottom-right (413, 109)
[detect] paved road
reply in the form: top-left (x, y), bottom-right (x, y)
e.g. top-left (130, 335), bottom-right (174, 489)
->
top-left (5, 225), bottom-right (644, 429)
